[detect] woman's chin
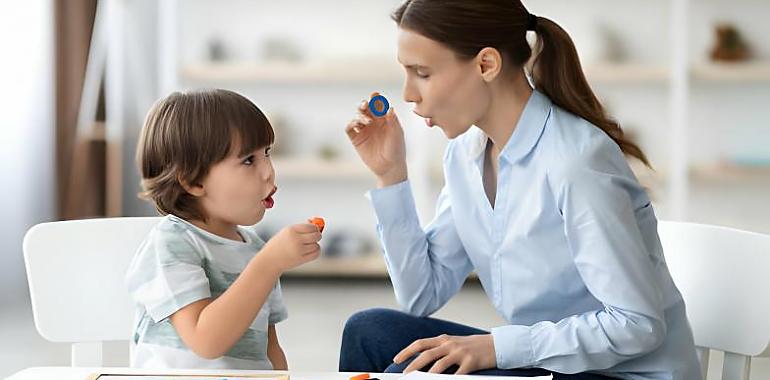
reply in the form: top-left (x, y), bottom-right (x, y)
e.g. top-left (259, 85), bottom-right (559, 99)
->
top-left (437, 124), bottom-right (469, 139)
top-left (442, 127), bottom-right (462, 139)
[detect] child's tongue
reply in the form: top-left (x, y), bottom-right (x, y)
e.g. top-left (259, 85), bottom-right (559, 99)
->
top-left (263, 195), bottom-right (274, 209)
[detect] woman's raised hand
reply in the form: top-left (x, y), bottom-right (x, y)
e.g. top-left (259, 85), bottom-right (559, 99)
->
top-left (345, 92), bottom-right (408, 187)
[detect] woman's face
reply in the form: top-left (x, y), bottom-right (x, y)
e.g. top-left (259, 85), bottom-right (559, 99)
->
top-left (397, 28), bottom-right (490, 139)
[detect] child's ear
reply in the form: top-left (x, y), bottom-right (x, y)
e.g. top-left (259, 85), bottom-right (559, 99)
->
top-left (179, 177), bottom-right (205, 197)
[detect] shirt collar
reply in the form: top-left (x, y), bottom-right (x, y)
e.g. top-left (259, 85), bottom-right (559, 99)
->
top-left (466, 89), bottom-right (551, 163)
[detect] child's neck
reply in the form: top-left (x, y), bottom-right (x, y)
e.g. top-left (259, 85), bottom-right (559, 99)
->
top-left (189, 218), bottom-right (244, 242)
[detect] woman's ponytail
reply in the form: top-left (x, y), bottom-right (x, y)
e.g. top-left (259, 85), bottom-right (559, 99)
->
top-left (531, 16), bottom-right (650, 167)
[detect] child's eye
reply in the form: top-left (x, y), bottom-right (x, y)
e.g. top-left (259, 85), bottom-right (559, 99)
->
top-left (416, 71), bottom-right (430, 79)
top-left (242, 154), bottom-right (255, 166)
top-left (264, 147), bottom-right (271, 157)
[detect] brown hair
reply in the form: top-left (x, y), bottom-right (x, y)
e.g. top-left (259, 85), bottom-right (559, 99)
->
top-left (392, 0), bottom-right (650, 167)
top-left (136, 89), bottom-right (274, 221)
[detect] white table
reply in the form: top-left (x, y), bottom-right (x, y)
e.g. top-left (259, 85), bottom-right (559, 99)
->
top-left (7, 367), bottom-right (400, 380)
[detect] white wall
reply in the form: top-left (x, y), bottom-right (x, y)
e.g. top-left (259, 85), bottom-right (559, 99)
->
top-left (0, 0), bottom-right (55, 305)
top-left (0, 0), bottom-right (59, 376)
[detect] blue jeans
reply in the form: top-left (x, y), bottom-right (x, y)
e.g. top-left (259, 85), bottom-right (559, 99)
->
top-left (339, 308), bottom-right (617, 379)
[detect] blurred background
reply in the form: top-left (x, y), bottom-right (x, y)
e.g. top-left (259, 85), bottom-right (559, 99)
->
top-left (1, 0), bottom-right (768, 379)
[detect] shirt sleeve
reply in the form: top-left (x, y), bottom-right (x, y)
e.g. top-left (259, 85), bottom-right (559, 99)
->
top-left (491, 142), bottom-right (667, 372)
top-left (367, 179), bottom-right (473, 317)
top-left (125, 225), bottom-right (211, 323)
top-left (268, 280), bottom-right (289, 324)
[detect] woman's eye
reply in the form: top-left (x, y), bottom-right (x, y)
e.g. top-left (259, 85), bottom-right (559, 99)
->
top-left (242, 155), bottom-right (255, 165)
top-left (416, 72), bottom-right (429, 79)
top-left (264, 147), bottom-right (271, 157)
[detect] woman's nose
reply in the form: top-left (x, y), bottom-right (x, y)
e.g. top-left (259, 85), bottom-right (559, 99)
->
top-left (402, 79), bottom-right (421, 104)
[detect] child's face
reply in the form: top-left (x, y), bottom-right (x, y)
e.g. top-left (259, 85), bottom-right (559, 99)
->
top-left (195, 144), bottom-right (276, 227)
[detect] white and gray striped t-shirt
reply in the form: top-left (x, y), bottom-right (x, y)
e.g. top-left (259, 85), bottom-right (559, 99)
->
top-left (125, 214), bottom-right (287, 369)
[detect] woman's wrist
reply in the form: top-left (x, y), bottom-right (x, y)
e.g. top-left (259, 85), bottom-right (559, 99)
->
top-left (376, 165), bottom-right (408, 188)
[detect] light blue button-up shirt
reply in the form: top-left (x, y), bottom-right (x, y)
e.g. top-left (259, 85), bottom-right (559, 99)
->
top-left (367, 91), bottom-right (701, 380)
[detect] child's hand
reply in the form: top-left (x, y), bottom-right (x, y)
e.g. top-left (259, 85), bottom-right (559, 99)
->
top-left (261, 223), bottom-right (321, 272)
top-left (308, 217), bottom-right (325, 233)
top-left (345, 92), bottom-right (408, 187)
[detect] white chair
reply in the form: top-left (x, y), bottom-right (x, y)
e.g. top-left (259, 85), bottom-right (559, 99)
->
top-left (23, 217), bottom-right (161, 366)
top-left (658, 221), bottom-right (770, 380)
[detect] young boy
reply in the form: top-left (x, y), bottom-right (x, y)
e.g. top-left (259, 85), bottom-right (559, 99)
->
top-left (125, 89), bottom-right (322, 369)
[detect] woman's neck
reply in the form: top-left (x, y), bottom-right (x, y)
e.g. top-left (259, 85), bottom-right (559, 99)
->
top-left (476, 70), bottom-right (533, 151)
top-left (190, 217), bottom-right (243, 242)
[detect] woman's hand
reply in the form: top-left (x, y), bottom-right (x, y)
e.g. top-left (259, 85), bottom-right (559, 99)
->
top-left (345, 92), bottom-right (408, 187)
top-left (394, 334), bottom-right (497, 374)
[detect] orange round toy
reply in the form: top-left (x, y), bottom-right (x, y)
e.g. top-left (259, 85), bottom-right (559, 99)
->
top-left (309, 217), bottom-right (325, 233)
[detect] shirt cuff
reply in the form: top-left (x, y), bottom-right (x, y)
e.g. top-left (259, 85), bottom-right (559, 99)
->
top-left (491, 324), bottom-right (535, 369)
top-left (269, 307), bottom-right (289, 324)
top-left (365, 179), bottom-right (420, 227)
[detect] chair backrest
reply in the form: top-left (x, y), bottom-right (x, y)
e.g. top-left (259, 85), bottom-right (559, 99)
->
top-left (23, 217), bottom-right (161, 366)
top-left (658, 221), bottom-right (770, 380)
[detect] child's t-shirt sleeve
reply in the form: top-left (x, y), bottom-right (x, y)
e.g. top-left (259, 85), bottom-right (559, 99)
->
top-left (125, 225), bottom-right (211, 323)
top-left (268, 280), bottom-right (289, 324)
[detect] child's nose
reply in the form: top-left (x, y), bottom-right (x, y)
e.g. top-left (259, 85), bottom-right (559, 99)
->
top-left (265, 162), bottom-right (275, 182)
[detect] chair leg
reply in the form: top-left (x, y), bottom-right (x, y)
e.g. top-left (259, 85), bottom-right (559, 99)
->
top-left (722, 351), bottom-right (750, 380)
top-left (695, 347), bottom-right (709, 380)
top-left (72, 342), bottom-right (103, 367)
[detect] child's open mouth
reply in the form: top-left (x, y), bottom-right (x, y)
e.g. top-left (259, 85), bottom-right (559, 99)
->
top-left (262, 186), bottom-right (277, 209)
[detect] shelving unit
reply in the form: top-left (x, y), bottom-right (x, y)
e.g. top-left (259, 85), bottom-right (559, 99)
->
top-left (139, 0), bottom-right (770, 279)
top-left (284, 254), bottom-right (387, 278)
top-left (692, 61), bottom-right (770, 83)
top-left (181, 59), bottom-right (402, 85)
top-left (181, 61), bottom-right (770, 86)
top-left (284, 253), bottom-right (482, 280)
top-left (273, 158), bottom-right (372, 181)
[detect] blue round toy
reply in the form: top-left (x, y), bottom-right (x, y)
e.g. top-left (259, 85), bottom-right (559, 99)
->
top-left (368, 95), bottom-right (390, 117)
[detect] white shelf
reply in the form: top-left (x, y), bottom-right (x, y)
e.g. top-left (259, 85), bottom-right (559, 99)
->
top-left (584, 63), bottom-right (669, 84)
top-left (181, 59), bottom-right (403, 85)
top-left (283, 253), bottom-right (481, 280)
top-left (273, 157), bottom-right (372, 180)
top-left (690, 163), bottom-right (770, 184)
top-left (283, 254), bottom-right (387, 278)
top-left (631, 161), bottom-right (770, 186)
top-left (692, 62), bottom-right (770, 83)
top-left (181, 61), bottom-right (770, 86)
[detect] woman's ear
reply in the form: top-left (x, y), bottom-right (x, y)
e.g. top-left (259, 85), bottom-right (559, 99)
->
top-left (476, 47), bottom-right (503, 82)
top-left (179, 176), bottom-right (205, 197)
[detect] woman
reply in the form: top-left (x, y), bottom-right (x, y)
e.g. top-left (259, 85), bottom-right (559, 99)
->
top-left (339, 1), bottom-right (700, 379)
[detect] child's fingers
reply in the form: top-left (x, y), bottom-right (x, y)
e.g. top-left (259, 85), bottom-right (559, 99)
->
top-left (308, 217), bottom-right (326, 233)
top-left (302, 249), bottom-right (321, 263)
top-left (302, 243), bottom-right (321, 256)
top-left (300, 231), bottom-right (322, 244)
top-left (293, 223), bottom-right (320, 233)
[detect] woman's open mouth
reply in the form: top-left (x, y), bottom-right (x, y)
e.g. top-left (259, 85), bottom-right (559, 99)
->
top-left (414, 110), bottom-right (433, 128)
top-left (262, 186), bottom-right (277, 209)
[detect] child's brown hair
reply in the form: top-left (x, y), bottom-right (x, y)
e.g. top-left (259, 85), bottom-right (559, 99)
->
top-left (137, 89), bottom-right (274, 221)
